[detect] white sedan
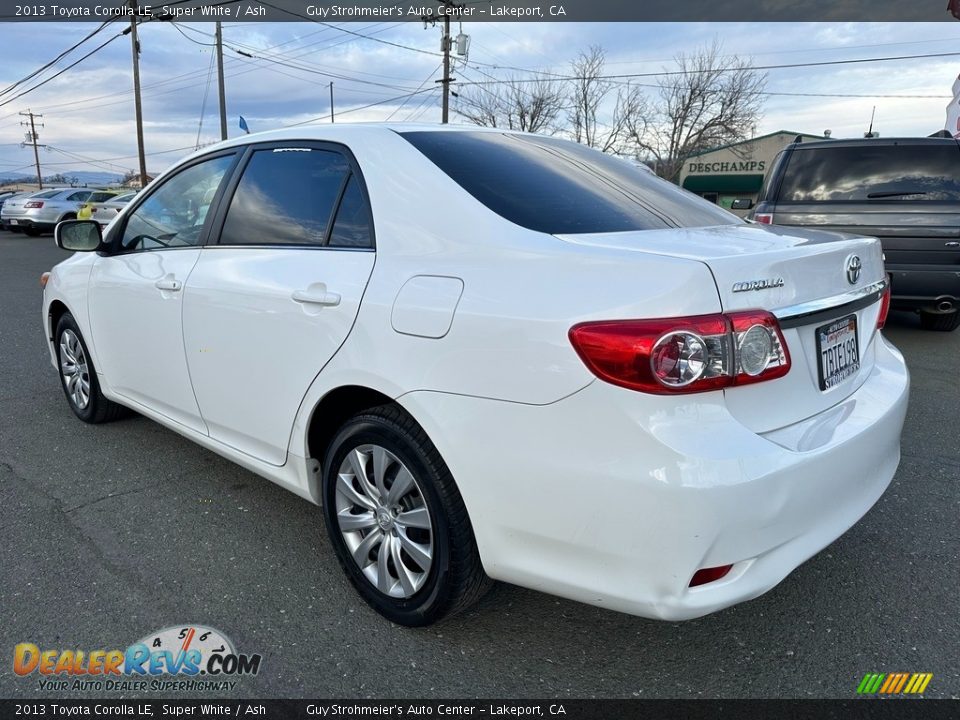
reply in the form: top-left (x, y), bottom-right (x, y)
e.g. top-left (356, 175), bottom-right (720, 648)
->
top-left (43, 125), bottom-right (908, 626)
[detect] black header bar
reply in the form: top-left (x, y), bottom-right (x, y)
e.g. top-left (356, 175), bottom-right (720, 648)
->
top-left (1, 0), bottom-right (957, 23)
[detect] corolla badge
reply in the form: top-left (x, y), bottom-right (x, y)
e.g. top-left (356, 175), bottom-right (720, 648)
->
top-left (846, 254), bottom-right (862, 285)
top-left (732, 277), bottom-right (785, 293)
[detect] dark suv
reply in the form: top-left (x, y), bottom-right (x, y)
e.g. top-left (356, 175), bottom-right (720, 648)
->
top-left (751, 137), bottom-right (960, 331)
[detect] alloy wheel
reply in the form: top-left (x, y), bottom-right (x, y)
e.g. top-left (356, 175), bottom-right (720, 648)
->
top-left (334, 444), bottom-right (434, 598)
top-left (60, 328), bottom-right (90, 410)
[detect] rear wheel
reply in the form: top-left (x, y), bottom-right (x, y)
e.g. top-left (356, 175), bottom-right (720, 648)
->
top-left (919, 310), bottom-right (960, 332)
top-left (55, 313), bottom-right (127, 423)
top-left (322, 404), bottom-right (491, 626)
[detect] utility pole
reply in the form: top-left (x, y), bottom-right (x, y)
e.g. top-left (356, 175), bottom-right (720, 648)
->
top-left (127, 0), bottom-right (148, 187)
top-left (329, 82), bottom-right (334, 123)
top-left (19, 111), bottom-right (44, 189)
top-left (424, 0), bottom-right (463, 124)
top-left (440, 11), bottom-right (451, 123)
top-left (215, 21), bottom-right (227, 141)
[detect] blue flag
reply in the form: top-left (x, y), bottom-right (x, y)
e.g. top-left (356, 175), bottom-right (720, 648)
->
top-left (239, 116), bottom-right (249, 134)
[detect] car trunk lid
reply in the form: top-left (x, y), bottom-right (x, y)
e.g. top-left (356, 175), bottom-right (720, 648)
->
top-left (556, 224), bottom-right (886, 432)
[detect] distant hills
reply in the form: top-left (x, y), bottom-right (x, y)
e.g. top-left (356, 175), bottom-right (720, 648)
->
top-left (0, 170), bottom-right (124, 186)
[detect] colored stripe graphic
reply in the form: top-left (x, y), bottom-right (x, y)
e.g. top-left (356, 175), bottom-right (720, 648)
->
top-left (857, 672), bottom-right (932, 694)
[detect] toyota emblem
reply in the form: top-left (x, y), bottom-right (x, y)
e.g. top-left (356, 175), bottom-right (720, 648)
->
top-left (846, 254), bottom-right (862, 285)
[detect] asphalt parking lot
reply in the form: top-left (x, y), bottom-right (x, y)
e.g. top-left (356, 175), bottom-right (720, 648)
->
top-left (0, 230), bottom-right (957, 700)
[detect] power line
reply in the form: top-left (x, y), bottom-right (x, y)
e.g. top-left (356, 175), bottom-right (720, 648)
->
top-left (455, 50), bottom-right (960, 87)
top-left (282, 87), bottom-right (438, 127)
top-left (0, 20), bottom-right (115, 99)
top-left (255, 0), bottom-right (445, 58)
top-left (386, 62), bottom-right (443, 121)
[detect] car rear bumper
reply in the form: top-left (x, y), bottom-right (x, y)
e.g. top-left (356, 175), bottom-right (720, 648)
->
top-left (887, 264), bottom-right (960, 312)
top-left (400, 334), bottom-right (909, 620)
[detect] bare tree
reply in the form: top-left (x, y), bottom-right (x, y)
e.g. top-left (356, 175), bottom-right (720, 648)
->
top-left (567, 46), bottom-right (649, 155)
top-left (457, 74), bottom-right (565, 134)
top-left (634, 40), bottom-right (767, 181)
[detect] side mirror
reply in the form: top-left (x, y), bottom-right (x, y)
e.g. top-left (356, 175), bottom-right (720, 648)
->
top-left (730, 198), bottom-right (754, 210)
top-left (55, 220), bottom-right (103, 252)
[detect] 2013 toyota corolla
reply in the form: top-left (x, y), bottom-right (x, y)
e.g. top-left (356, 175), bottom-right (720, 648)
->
top-left (43, 125), bottom-right (909, 626)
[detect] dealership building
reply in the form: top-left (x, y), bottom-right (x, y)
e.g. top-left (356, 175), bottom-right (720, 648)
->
top-left (679, 130), bottom-right (825, 214)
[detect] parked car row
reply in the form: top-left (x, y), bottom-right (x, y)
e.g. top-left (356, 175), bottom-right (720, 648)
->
top-left (1, 188), bottom-right (137, 235)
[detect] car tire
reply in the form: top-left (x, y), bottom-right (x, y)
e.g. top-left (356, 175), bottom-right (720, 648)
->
top-left (55, 313), bottom-right (128, 423)
top-left (321, 404), bottom-right (492, 626)
top-left (919, 310), bottom-right (960, 332)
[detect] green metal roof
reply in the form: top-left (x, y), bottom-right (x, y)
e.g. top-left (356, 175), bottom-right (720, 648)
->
top-left (682, 174), bottom-right (765, 193)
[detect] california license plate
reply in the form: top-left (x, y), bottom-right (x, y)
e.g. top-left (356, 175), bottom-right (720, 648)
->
top-left (816, 314), bottom-right (860, 391)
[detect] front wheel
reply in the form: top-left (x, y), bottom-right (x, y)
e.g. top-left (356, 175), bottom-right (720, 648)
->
top-left (919, 310), bottom-right (960, 332)
top-left (321, 405), bottom-right (491, 626)
top-left (55, 313), bottom-right (127, 423)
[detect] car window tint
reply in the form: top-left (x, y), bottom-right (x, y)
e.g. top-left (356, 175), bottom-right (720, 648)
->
top-left (220, 147), bottom-right (350, 246)
top-left (120, 154), bottom-right (233, 252)
top-left (778, 145), bottom-right (960, 202)
top-left (34, 190), bottom-right (61, 199)
top-left (89, 192), bottom-right (116, 202)
top-left (67, 191), bottom-right (91, 201)
top-left (328, 174), bottom-right (372, 248)
top-left (401, 131), bottom-right (739, 234)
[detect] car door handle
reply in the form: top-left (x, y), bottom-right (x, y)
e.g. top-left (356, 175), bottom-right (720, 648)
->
top-left (292, 288), bottom-right (341, 307)
top-left (155, 277), bottom-right (182, 292)
top-left (945, 241), bottom-right (959, 248)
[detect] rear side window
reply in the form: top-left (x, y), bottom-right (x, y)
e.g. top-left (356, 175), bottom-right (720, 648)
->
top-left (401, 131), bottom-right (738, 235)
top-left (777, 144), bottom-right (960, 202)
top-left (219, 147), bottom-right (350, 246)
top-left (88, 192), bottom-right (116, 202)
top-left (66, 191), bottom-right (91, 201)
top-left (328, 175), bottom-right (373, 248)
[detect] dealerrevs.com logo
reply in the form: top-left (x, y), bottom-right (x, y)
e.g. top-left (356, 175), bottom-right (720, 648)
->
top-left (14, 625), bottom-right (262, 692)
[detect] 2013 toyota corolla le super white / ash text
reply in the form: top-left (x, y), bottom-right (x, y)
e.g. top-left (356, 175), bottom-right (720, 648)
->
top-left (42, 125), bottom-right (909, 626)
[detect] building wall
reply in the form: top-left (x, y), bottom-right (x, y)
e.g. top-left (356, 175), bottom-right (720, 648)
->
top-left (679, 131), bottom-right (823, 216)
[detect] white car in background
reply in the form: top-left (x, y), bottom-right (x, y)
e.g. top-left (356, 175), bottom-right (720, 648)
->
top-left (42, 125), bottom-right (908, 626)
top-left (90, 191), bottom-right (138, 228)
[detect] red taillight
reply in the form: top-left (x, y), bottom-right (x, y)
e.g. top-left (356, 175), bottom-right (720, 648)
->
top-left (753, 213), bottom-right (774, 225)
top-left (24, 200), bottom-right (44, 209)
top-left (689, 564), bottom-right (733, 587)
top-left (876, 282), bottom-right (891, 330)
top-left (569, 311), bottom-right (791, 395)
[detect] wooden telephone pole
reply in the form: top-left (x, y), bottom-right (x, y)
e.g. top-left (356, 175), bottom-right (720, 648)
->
top-left (19, 110), bottom-right (44, 189)
top-left (128, 0), bottom-right (148, 187)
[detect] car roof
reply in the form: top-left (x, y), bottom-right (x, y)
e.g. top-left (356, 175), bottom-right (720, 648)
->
top-left (789, 137), bottom-right (960, 150)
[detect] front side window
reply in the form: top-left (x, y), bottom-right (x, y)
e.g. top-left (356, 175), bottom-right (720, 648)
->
top-left (120, 154), bottom-right (233, 251)
top-left (219, 147), bottom-right (350, 246)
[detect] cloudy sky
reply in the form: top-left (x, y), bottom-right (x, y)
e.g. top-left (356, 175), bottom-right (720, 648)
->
top-left (0, 20), bottom-right (958, 178)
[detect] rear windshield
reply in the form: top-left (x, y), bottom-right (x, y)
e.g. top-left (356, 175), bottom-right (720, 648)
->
top-left (778, 144), bottom-right (960, 202)
top-left (401, 131), bottom-right (739, 234)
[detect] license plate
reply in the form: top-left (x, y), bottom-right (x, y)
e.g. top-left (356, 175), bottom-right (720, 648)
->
top-left (8, 219), bottom-right (18, 225)
top-left (816, 314), bottom-right (860, 391)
